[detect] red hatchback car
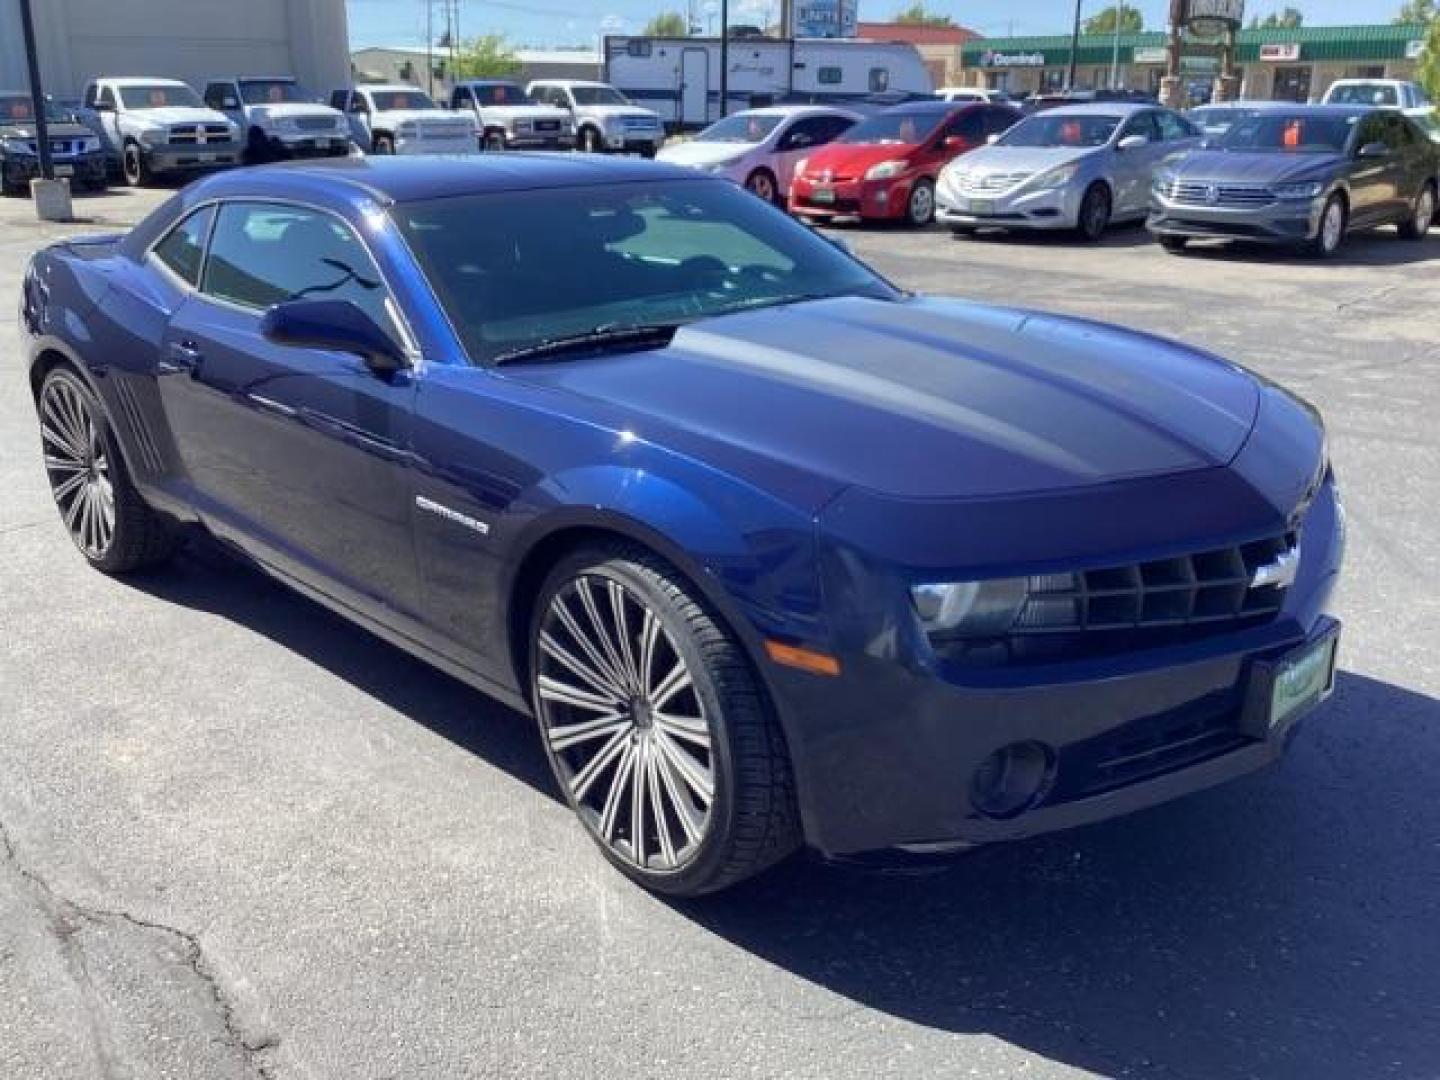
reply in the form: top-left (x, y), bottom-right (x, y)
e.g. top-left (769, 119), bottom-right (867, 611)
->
top-left (789, 100), bottom-right (1021, 226)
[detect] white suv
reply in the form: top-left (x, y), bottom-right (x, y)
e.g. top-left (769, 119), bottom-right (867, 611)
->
top-left (527, 80), bottom-right (664, 157)
top-left (330, 85), bottom-right (478, 155)
top-left (203, 77), bottom-right (352, 163)
top-left (78, 78), bottom-right (242, 187)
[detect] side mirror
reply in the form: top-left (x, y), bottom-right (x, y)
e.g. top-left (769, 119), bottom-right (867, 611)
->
top-left (1117, 134), bottom-right (1149, 151)
top-left (1357, 140), bottom-right (1390, 159)
top-left (261, 300), bottom-right (408, 375)
top-left (942, 135), bottom-right (967, 150)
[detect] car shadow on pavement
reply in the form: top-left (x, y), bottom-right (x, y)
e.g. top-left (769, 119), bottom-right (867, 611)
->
top-left (122, 544), bottom-right (1438, 1079)
top-left (673, 668), bottom-right (1440, 1080)
top-left (1163, 231), bottom-right (1440, 268)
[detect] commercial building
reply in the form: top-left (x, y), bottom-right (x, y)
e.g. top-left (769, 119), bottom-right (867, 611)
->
top-left (856, 21), bottom-right (981, 87)
top-left (957, 23), bottom-right (1428, 102)
top-left (0, 0), bottom-right (350, 100)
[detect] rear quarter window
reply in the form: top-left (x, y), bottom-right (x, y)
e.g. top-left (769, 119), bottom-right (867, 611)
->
top-left (151, 206), bottom-right (216, 287)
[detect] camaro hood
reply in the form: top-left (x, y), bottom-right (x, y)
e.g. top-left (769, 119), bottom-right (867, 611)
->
top-left (510, 296), bottom-right (1261, 503)
top-left (958, 144), bottom-right (1101, 174)
top-left (657, 141), bottom-right (752, 168)
top-left (1167, 149), bottom-right (1344, 183)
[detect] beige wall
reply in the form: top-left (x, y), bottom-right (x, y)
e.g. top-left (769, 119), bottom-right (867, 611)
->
top-left (1, 0), bottom-right (351, 99)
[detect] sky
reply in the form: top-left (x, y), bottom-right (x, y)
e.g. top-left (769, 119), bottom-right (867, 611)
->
top-left (346, 0), bottom-right (1413, 51)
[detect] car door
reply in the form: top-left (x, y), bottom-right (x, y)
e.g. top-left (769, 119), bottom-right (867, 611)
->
top-left (1386, 113), bottom-right (1429, 213)
top-left (1111, 110), bottom-right (1165, 215)
top-left (1347, 113), bottom-right (1402, 225)
top-left (928, 108), bottom-right (985, 175)
top-left (204, 80), bottom-right (246, 134)
top-left (157, 199), bottom-right (423, 618)
top-left (86, 83), bottom-right (124, 158)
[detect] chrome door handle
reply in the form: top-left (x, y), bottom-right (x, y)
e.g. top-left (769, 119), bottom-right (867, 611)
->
top-left (160, 341), bottom-right (204, 376)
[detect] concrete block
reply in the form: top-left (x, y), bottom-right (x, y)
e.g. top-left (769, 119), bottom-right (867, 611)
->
top-left (30, 178), bottom-right (72, 222)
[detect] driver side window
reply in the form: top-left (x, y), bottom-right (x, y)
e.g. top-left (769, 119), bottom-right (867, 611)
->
top-left (1120, 111), bottom-right (1161, 143)
top-left (200, 202), bottom-right (398, 337)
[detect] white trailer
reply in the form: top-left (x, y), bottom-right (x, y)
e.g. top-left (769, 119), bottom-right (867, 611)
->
top-left (604, 36), bottom-right (933, 129)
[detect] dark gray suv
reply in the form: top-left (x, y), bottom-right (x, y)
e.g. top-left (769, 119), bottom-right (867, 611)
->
top-left (1148, 105), bottom-right (1438, 257)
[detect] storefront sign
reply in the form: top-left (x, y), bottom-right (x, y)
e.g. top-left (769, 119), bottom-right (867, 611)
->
top-left (1259, 42), bottom-right (1301, 62)
top-left (1134, 47), bottom-right (1169, 64)
top-left (980, 50), bottom-right (1046, 68)
top-left (790, 0), bottom-right (858, 39)
top-left (1406, 40), bottom-right (1425, 61)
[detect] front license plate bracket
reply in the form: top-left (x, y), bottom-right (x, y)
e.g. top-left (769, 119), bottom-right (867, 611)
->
top-left (1238, 625), bottom-right (1339, 739)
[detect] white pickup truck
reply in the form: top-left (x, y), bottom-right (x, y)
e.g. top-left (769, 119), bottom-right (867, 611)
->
top-left (78, 77), bottom-right (242, 187)
top-left (202, 76), bottom-right (352, 163)
top-left (526, 80), bottom-right (664, 157)
top-left (447, 80), bottom-right (575, 151)
top-left (1321, 78), bottom-right (1432, 112)
top-left (329, 85), bottom-right (479, 155)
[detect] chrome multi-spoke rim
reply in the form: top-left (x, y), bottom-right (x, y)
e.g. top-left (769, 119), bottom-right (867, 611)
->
top-left (40, 379), bottom-right (115, 559)
top-left (1322, 202), bottom-right (1343, 251)
top-left (749, 173), bottom-right (775, 202)
top-left (1416, 190), bottom-right (1434, 234)
top-left (536, 575), bottom-right (714, 872)
top-left (911, 184), bottom-right (933, 223)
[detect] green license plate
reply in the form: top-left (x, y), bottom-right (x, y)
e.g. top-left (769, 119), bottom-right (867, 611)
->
top-left (811, 187), bottom-right (835, 204)
top-left (1269, 634), bottom-right (1337, 730)
top-left (967, 198), bottom-right (993, 214)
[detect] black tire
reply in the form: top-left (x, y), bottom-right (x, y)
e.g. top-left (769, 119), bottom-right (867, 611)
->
top-left (578, 126), bottom-right (603, 153)
top-left (245, 127), bottom-right (272, 166)
top-left (1159, 235), bottom-right (1189, 253)
top-left (744, 167), bottom-right (780, 205)
top-left (1397, 182), bottom-right (1435, 241)
top-left (949, 225), bottom-right (977, 238)
top-left (483, 130), bottom-right (506, 152)
top-left (530, 544), bottom-right (801, 896)
top-left (905, 178), bottom-right (936, 227)
top-left (371, 133), bottom-right (395, 156)
top-left (1, 172), bottom-right (23, 197)
top-left (1304, 194), bottom-right (1346, 258)
top-left (37, 367), bottom-right (179, 574)
top-left (121, 141), bottom-right (153, 188)
top-left (1076, 183), bottom-right (1111, 242)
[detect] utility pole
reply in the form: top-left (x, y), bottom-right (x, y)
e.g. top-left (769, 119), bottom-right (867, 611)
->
top-left (1066, 0), bottom-right (1082, 91)
top-left (18, 0), bottom-right (53, 183)
top-left (426, 0), bottom-right (435, 96)
top-left (1110, 2), bottom-right (1123, 89)
top-left (719, 0), bottom-right (729, 117)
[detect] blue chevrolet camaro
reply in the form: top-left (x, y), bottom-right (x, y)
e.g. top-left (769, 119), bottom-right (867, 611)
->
top-left (20, 156), bottom-right (1343, 895)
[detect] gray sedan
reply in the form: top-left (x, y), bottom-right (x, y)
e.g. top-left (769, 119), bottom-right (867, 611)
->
top-left (936, 103), bottom-right (1201, 241)
top-left (1149, 105), bottom-right (1439, 257)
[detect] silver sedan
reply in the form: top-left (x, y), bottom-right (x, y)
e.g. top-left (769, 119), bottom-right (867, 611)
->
top-left (936, 103), bottom-right (1201, 241)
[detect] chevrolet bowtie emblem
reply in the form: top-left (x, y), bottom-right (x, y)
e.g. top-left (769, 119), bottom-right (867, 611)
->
top-left (1250, 545), bottom-right (1299, 590)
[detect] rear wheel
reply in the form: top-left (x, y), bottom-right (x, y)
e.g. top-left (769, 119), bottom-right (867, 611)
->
top-left (1397, 183), bottom-right (1435, 240)
top-left (1076, 183), bottom-right (1111, 241)
top-left (38, 368), bottom-right (178, 573)
top-left (1305, 194), bottom-right (1346, 258)
top-left (530, 545), bottom-right (800, 896)
top-left (905, 178), bottom-right (936, 227)
top-left (745, 167), bottom-right (779, 205)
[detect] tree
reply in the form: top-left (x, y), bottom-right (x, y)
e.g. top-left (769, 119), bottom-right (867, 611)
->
top-left (1248, 7), bottom-right (1304, 28)
top-left (894, 3), bottom-right (955, 27)
top-left (643, 12), bottom-right (689, 36)
top-left (453, 35), bottom-right (522, 79)
top-left (1395, 0), bottom-right (1435, 23)
top-left (1418, 15), bottom-right (1440, 109)
top-left (1083, 6), bottom-right (1144, 35)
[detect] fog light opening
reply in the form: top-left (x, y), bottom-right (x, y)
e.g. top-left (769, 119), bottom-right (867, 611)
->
top-left (971, 741), bottom-right (1056, 819)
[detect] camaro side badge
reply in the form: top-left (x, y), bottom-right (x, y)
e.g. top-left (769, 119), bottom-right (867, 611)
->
top-left (1251, 545), bottom-right (1300, 590)
top-left (415, 495), bottom-right (490, 537)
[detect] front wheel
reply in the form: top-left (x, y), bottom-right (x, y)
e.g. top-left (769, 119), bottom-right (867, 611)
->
top-left (121, 141), bottom-right (153, 187)
top-left (483, 130), bottom-right (506, 152)
top-left (1076, 183), bottom-right (1111, 242)
top-left (1305, 194), bottom-right (1346, 258)
top-left (905, 178), bottom-right (936, 227)
top-left (578, 127), bottom-right (603, 153)
top-left (38, 368), bottom-right (178, 573)
top-left (1397, 183), bottom-right (1435, 241)
top-left (371, 133), bottom-right (395, 156)
top-left (531, 546), bottom-right (801, 896)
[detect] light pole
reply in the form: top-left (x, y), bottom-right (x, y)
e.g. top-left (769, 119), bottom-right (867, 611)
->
top-left (18, 0), bottom-right (69, 220)
top-left (1066, 0), bottom-right (1082, 91)
top-left (1110, 2), bottom-right (1123, 90)
top-left (719, 0), bottom-right (729, 117)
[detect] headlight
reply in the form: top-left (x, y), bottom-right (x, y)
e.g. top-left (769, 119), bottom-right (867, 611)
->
top-left (912, 579), bottom-right (1029, 637)
top-left (81, 136), bottom-right (101, 153)
top-left (1028, 162), bottom-right (1080, 190)
top-left (1152, 170), bottom-right (1177, 193)
top-left (1, 137), bottom-right (36, 156)
top-left (794, 156), bottom-right (809, 177)
top-left (864, 159), bottom-right (908, 181)
top-left (1272, 181), bottom-right (1324, 200)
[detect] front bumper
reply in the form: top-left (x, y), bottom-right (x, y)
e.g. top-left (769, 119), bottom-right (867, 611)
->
top-left (2, 152), bottom-right (107, 187)
top-left (264, 132), bottom-right (350, 159)
top-left (604, 129), bottom-right (663, 152)
top-left (790, 174), bottom-right (913, 220)
top-left (503, 131), bottom-right (576, 150)
top-left (394, 134), bottom-right (482, 156)
top-left (148, 141), bottom-right (243, 172)
top-left (937, 180), bottom-right (1081, 230)
top-left (763, 462), bottom-right (1343, 857)
top-left (1147, 194), bottom-right (1323, 244)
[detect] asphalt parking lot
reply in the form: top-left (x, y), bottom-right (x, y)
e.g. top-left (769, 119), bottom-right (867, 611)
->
top-left (2, 184), bottom-right (1438, 1080)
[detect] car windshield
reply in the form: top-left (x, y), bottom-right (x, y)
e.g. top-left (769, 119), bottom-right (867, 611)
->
top-left (998, 113), bottom-right (1122, 147)
top-left (1327, 83), bottom-right (1398, 106)
top-left (392, 180), bottom-right (897, 365)
top-left (239, 80), bottom-right (313, 105)
top-left (1219, 113), bottom-right (1358, 153)
top-left (118, 84), bottom-right (204, 110)
top-left (839, 111), bottom-right (943, 145)
top-left (570, 85), bottom-right (629, 106)
top-left (369, 90), bottom-right (437, 111)
top-left (696, 113), bottom-right (783, 143)
top-left (0, 96), bottom-right (71, 123)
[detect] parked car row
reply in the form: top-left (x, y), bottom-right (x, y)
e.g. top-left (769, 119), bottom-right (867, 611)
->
top-left (660, 98), bottom-right (1440, 259)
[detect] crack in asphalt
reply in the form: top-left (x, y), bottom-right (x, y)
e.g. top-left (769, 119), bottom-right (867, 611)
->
top-left (0, 818), bottom-right (279, 1079)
